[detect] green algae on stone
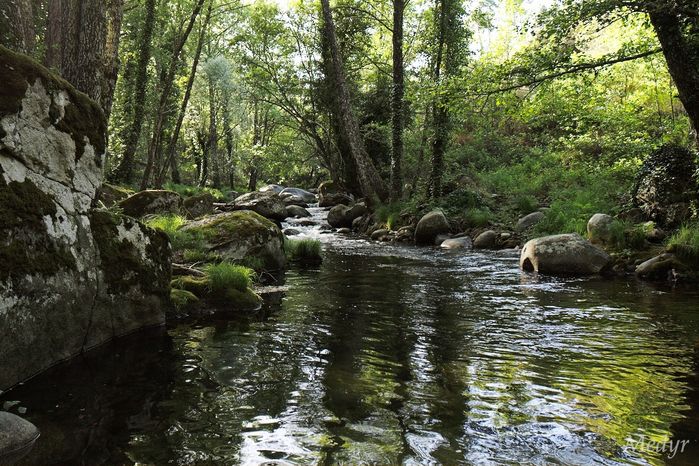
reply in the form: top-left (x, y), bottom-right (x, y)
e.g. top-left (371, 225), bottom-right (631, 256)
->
top-left (0, 46), bottom-right (106, 160)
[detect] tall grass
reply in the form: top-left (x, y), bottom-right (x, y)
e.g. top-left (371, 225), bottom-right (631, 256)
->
top-left (667, 224), bottom-right (699, 264)
top-left (206, 262), bottom-right (254, 292)
top-left (286, 238), bottom-right (322, 263)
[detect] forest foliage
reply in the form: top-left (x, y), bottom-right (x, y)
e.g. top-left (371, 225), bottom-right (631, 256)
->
top-left (1, 0), bottom-right (697, 233)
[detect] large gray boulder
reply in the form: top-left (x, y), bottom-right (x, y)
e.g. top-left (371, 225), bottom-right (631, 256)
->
top-left (587, 213), bottom-right (616, 245)
top-left (0, 412), bottom-right (40, 464)
top-left (0, 48), bottom-right (171, 390)
top-left (181, 210), bottom-right (286, 270)
top-left (119, 190), bottom-right (183, 218)
top-left (280, 187), bottom-right (316, 204)
top-left (520, 233), bottom-right (611, 275)
top-left (516, 211), bottom-right (545, 232)
top-left (327, 203), bottom-right (368, 228)
top-left (232, 191), bottom-right (287, 221)
top-left (415, 211), bottom-right (450, 245)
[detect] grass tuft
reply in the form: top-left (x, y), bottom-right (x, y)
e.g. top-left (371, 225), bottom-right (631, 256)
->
top-left (667, 224), bottom-right (699, 264)
top-left (286, 238), bottom-right (322, 263)
top-left (205, 262), bottom-right (254, 293)
top-left (144, 214), bottom-right (204, 251)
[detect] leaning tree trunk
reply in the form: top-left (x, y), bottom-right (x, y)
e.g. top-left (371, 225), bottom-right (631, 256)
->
top-left (390, 0), bottom-right (405, 202)
top-left (649, 10), bottom-right (699, 145)
top-left (155, 2), bottom-right (211, 187)
top-left (140, 0), bottom-right (205, 189)
top-left (112, 0), bottom-right (156, 184)
top-left (320, 0), bottom-right (388, 203)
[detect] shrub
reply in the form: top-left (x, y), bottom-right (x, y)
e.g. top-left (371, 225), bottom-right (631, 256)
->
top-left (286, 238), bottom-right (322, 264)
top-left (206, 262), bottom-right (254, 293)
top-left (667, 224), bottom-right (699, 265)
top-left (514, 195), bottom-right (539, 214)
top-left (464, 208), bottom-right (492, 227)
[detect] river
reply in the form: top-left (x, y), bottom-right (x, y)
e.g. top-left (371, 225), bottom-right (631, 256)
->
top-left (3, 207), bottom-right (699, 465)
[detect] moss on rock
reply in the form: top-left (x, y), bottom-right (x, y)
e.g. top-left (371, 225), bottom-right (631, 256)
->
top-left (0, 166), bottom-right (76, 282)
top-left (181, 210), bottom-right (286, 271)
top-left (171, 274), bottom-right (262, 311)
top-left (118, 190), bottom-right (183, 218)
top-left (90, 209), bottom-right (171, 296)
top-left (0, 46), bottom-right (106, 160)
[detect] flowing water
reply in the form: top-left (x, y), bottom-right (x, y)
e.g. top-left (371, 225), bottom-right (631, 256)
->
top-left (3, 207), bottom-right (699, 465)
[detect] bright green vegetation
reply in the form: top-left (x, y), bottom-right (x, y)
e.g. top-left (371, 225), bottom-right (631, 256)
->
top-left (170, 288), bottom-right (199, 312)
top-left (205, 262), bottom-right (254, 293)
top-left (144, 214), bottom-right (204, 252)
top-left (285, 239), bottom-right (322, 264)
top-left (667, 224), bottom-right (699, 265)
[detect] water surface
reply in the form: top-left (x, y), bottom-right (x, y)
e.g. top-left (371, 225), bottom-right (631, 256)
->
top-left (3, 210), bottom-right (699, 465)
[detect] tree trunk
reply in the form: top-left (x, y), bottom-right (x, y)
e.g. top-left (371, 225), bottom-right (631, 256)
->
top-left (101, 0), bottom-right (125, 120)
top-left (112, 0), bottom-right (156, 184)
top-left (649, 10), bottom-right (699, 144)
top-left (4, 0), bottom-right (35, 54)
top-left (208, 78), bottom-right (221, 188)
top-left (428, 0), bottom-right (448, 199)
top-left (44, 0), bottom-right (62, 68)
top-left (155, 2), bottom-right (211, 187)
top-left (60, 0), bottom-right (107, 104)
top-left (320, 0), bottom-right (388, 203)
top-left (390, 0), bottom-right (405, 202)
top-left (140, 0), bottom-right (206, 190)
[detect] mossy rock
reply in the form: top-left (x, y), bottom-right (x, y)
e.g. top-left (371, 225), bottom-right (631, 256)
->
top-left (90, 209), bottom-right (171, 296)
top-left (118, 190), bottom-right (183, 218)
top-left (181, 210), bottom-right (286, 271)
top-left (96, 183), bottom-right (133, 208)
top-left (170, 288), bottom-right (200, 314)
top-left (171, 275), bottom-right (262, 311)
top-left (183, 192), bottom-right (215, 219)
top-left (0, 46), bottom-right (106, 159)
top-left (0, 166), bottom-right (76, 283)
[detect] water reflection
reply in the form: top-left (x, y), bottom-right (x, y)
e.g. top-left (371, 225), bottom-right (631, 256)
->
top-left (3, 233), bottom-right (699, 465)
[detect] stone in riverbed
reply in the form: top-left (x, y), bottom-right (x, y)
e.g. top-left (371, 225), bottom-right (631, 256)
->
top-left (441, 237), bottom-right (472, 250)
top-left (286, 204), bottom-right (311, 218)
top-left (318, 180), bottom-right (353, 207)
top-left (371, 229), bottom-right (389, 240)
top-left (231, 191), bottom-right (287, 221)
top-left (0, 412), bottom-right (40, 464)
top-left (327, 202), bottom-right (368, 228)
top-left (259, 184), bottom-right (284, 194)
top-left (280, 187), bottom-right (316, 204)
top-left (283, 228), bottom-right (301, 236)
top-left (520, 233), bottom-right (611, 275)
top-left (474, 230), bottom-right (498, 249)
top-left (415, 211), bottom-right (450, 245)
top-left (337, 228), bottom-right (351, 234)
top-left (119, 190), bottom-right (183, 218)
top-left (181, 210), bottom-right (286, 271)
